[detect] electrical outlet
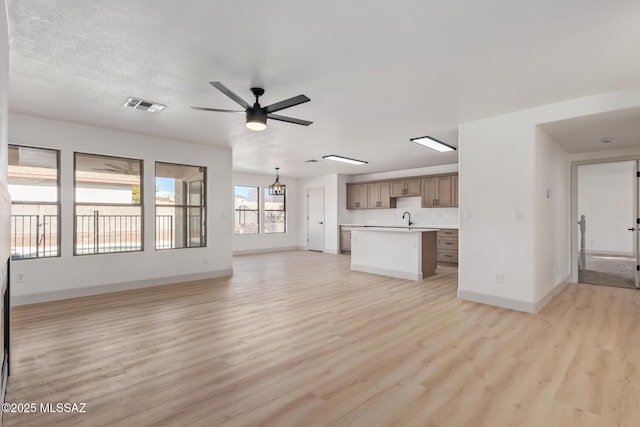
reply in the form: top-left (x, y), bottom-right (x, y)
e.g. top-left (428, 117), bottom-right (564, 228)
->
top-left (16, 273), bottom-right (25, 284)
top-left (202, 257), bottom-right (209, 265)
top-left (555, 264), bottom-right (559, 274)
top-left (513, 210), bottom-right (524, 222)
top-left (496, 273), bottom-right (504, 284)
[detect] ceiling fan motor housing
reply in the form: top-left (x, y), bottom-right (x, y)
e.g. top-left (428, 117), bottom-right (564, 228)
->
top-left (246, 107), bottom-right (267, 124)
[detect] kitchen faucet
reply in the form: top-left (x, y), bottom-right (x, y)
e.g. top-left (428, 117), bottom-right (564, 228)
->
top-left (402, 212), bottom-right (413, 226)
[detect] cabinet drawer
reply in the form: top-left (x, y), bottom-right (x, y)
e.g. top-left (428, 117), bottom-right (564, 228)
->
top-left (437, 250), bottom-right (458, 263)
top-left (437, 229), bottom-right (458, 238)
top-left (437, 238), bottom-right (458, 250)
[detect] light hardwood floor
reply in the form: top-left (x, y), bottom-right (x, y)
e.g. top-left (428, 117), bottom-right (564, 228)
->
top-left (4, 251), bottom-right (640, 426)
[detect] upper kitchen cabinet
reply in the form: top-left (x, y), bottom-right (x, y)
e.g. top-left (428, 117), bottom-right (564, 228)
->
top-left (451, 175), bottom-right (459, 207)
top-left (347, 183), bottom-right (369, 209)
top-left (422, 174), bottom-right (457, 208)
top-left (390, 178), bottom-right (421, 197)
top-left (367, 182), bottom-right (395, 209)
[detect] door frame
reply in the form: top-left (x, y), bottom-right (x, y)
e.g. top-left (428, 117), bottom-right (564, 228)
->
top-left (306, 186), bottom-right (325, 252)
top-left (570, 155), bottom-right (640, 288)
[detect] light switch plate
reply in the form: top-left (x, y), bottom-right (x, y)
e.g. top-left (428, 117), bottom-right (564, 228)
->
top-left (513, 210), bottom-right (524, 222)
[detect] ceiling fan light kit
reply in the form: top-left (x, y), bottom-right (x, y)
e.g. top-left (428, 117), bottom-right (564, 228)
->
top-left (192, 82), bottom-right (312, 131)
top-left (245, 107), bottom-right (267, 131)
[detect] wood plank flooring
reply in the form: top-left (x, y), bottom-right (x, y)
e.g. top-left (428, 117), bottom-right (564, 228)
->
top-left (3, 250), bottom-right (640, 426)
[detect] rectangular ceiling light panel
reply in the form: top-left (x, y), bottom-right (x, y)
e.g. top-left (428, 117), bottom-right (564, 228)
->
top-left (410, 136), bottom-right (456, 152)
top-left (322, 155), bottom-right (368, 165)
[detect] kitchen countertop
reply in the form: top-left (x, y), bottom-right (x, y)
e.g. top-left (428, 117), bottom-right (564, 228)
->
top-left (351, 227), bottom-right (438, 233)
top-left (341, 224), bottom-right (458, 229)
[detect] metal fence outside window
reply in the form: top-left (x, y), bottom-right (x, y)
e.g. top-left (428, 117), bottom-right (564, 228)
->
top-left (10, 215), bottom-right (59, 259)
top-left (76, 211), bottom-right (142, 254)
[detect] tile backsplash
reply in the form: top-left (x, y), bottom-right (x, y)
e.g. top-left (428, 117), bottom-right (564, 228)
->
top-left (350, 196), bottom-right (459, 228)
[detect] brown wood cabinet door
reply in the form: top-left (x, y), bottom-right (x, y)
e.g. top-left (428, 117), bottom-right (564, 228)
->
top-left (367, 183), bottom-right (379, 208)
top-left (405, 178), bottom-right (421, 196)
top-left (451, 175), bottom-right (459, 207)
top-left (341, 230), bottom-right (351, 251)
top-left (436, 176), bottom-right (452, 207)
top-left (390, 180), bottom-right (405, 197)
top-left (379, 182), bottom-right (391, 208)
top-left (357, 184), bottom-right (368, 209)
top-left (347, 185), bottom-right (358, 209)
top-left (422, 178), bottom-right (437, 207)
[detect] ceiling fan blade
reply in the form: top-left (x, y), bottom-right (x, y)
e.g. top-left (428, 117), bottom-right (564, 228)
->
top-left (264, 95), bottom-right (310, 113)
top-left (191, 107), bottom-right (244, 113)
top-left (209, 82), bottom-right (251, 109)
top-left (267, 114), bottom-right (313, 126)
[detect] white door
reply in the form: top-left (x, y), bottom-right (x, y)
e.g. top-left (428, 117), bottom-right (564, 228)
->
top-left (307, 187), bottom-right (325, 251)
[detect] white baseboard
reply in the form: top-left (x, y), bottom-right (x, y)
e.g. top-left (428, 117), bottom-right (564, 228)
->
top-left (585, 250), bottom-right (633, 257)
top-left (533, 275), bottom-right (570, 313)
top-left (323, 248), bottom-right (340, 255)
top-left (457, 289), bottom-right (535, 313)
top-left (457, 275), bottom-right (570, 314)
top-left (233, 246), bottom-right (303, 256)
top-left (12, 268), bottom-right (234, 306)
top-left (351, 264), bottom-right (421, 281)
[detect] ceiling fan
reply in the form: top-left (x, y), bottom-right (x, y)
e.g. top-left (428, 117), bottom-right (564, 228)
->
top-left (191, 82), bottom-right (312, 131)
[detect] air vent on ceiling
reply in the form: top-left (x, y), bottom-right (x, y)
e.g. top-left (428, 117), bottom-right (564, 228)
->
top-left (123, 97), bottom-right (166, 113)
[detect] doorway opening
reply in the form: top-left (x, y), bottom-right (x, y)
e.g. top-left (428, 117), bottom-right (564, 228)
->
top-left (576, 160), bottom-right (638, 289)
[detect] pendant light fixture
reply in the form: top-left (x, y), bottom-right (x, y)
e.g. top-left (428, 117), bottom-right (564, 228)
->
top-left (268, 167), bottom-right (286, 195)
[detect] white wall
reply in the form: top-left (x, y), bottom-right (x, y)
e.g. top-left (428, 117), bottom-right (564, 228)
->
top-left (459, 85), bottom-right (640, 312)
top-left (349, 163), bottom-right (459, 228)
top-left (1, 0), bottom-right (10, 264)
top-left (8, 113), bottom-right (233, 304)
top-left (0, 0), bottom-right (6, 189)
top-left (232, 172), bottom-right (301, 254)
top-left (534, 128), bottom-right (570, 303)
top-left (570, 146), bottom-right (640, 163)
top-left (577, 161), bottom-right (635, 255)
top-left (1, 0), bottom-right (9, 294)
top-left (76, 184), bottom-right (133, 204)
top-left (7, 183), bottom-right (57, 202)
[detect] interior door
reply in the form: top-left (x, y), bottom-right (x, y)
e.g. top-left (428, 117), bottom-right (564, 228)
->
top-left (307, 187), bottom-right (325, 252)
top-left (577, 160), bottom-right (638, 289)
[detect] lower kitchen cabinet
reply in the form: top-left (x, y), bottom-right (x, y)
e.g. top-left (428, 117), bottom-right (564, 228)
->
top-left (436, 229), bottom-right (458, 265)
top-left (340, 228), bottom-right (352, 253)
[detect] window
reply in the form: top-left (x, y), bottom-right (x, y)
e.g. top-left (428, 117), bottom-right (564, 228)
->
top-left (8, 145), bottom-right (60, 259)
top-left (234, 186), bottom-right (259, 234)
top-left (264, 188), bottom-right (286, 233)
top-left (74, 153), bottom-right (143, 255)
top-left (155, 162), bottom-right (206, 250)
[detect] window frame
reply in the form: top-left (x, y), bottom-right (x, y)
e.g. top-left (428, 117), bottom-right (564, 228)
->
top-left (73, 152), bottom-right (144, 256)
top-left (8, 144), bottom-right (61, 260)
top-left (154, 161), bottom-right (207, 251)
top-left (263, 188), bottom-right (286, 234)
top-left (234, 185), bottom-right (260, 235)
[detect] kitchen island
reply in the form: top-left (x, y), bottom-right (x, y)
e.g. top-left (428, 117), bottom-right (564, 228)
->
top-left (350, 227), bottom-right (438, 280)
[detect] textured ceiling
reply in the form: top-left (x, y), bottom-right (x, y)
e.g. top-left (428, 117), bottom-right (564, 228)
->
top-left (7, 0), bottom-right (640, 178)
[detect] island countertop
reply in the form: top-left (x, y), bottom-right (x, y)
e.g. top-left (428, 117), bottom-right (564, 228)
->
top-left (340, 224), bottom-right (458, 229)
top-left (350, 228), bottom-right (437, 280)
top-left (350, 227), bottom-right (439, 233)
